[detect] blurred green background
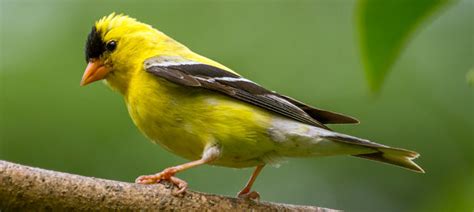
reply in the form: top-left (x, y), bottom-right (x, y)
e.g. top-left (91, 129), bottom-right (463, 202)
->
top-left (1, 0), bottom-right (472, 211)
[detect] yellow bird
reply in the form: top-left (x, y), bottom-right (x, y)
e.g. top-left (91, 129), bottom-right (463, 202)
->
top-left (81, 13), bottom-right (423, 199)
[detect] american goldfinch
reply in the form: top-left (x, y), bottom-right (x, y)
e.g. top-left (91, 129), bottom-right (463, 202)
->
top-left (81, 13), bottom-right (423, 199)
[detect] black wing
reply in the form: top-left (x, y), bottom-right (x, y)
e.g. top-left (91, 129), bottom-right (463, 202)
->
top-left (278, 95), bottom-right (359, 124)
top-left (144, 56), bottom-right (359, 130)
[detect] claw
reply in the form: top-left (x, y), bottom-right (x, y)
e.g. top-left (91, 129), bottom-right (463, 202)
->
top-left (135, 175), bottom-right (161, 184)
top-left (170, 176), bottom-right (188, 195)
top-left (133, 153), bottom-right (219, 195)
top-left (135, 169), bottom-right (188, 195)
top-left (237, 190), bottom-right (260, 201)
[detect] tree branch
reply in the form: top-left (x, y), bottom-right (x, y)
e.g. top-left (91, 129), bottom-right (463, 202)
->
top-left (0, 160), bottom-right (337, 211)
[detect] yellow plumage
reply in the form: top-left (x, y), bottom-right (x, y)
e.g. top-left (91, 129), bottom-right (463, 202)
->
top-left (127, 74), bottom-right (277, 167)
top-left (96, 14), bottom-right (278, 167)
top-left (81, 13), bottom-right (423, 197)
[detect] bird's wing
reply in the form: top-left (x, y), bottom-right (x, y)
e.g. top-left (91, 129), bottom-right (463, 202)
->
top-left (277, 95), bottom-right (358, 124)
top-left (144, 56), bottom-right (359, 129)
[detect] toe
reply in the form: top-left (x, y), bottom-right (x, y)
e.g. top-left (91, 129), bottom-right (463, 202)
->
top-left (238, 191), bottom-right (260, 201)
top-left (135, 175), bottom-right (160, 184)
top-left (170, 176), bottom-right (188, 195)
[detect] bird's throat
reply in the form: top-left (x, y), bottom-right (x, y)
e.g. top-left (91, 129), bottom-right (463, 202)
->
top-left (104, 69), bottom-right (132, 96)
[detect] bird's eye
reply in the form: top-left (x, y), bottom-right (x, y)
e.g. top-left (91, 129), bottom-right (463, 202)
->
top-left (105, 40), bottom-right (117, 52)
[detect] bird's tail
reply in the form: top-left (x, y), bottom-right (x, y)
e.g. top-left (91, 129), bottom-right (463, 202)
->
top-left (322, 132), bottom-right (425, 173)
top-left (353, 146), bottom-right (424, 173)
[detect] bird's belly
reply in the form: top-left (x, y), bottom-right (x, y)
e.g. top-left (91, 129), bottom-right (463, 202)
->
top-left (146, 125), bottom-right (207, 162)
top-left (127, 102), bottom-right (207, 161)
top-left (130, 107), bottom-right (275, 168)
top-left (126, 81), bottom-right (277, 168)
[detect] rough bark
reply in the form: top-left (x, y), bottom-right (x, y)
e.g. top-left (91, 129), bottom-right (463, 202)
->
top-left (0, 160), bottom-right (338, 211)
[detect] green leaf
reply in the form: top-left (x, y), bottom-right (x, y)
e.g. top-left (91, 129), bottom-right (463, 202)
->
top-left (357, 0), bottom-right (453, 92)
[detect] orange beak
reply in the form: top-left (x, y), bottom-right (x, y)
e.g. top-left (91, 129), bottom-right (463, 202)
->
top-left (80, 59), bottom-right (110, 86)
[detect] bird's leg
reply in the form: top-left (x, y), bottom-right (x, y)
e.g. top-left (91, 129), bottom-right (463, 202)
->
top-left (237, 164), bottom-right (265, 200)
top-left (135, 145), bottom-right (220, 195)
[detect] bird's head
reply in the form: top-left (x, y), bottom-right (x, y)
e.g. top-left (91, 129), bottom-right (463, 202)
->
top-left (80, 13), bottom-right (176, 93)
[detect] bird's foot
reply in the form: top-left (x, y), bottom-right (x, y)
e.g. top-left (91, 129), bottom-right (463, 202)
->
top-left (237, 189), bottom-right (260, 201)
top-left (135, 167), bottom-right (188, 195)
